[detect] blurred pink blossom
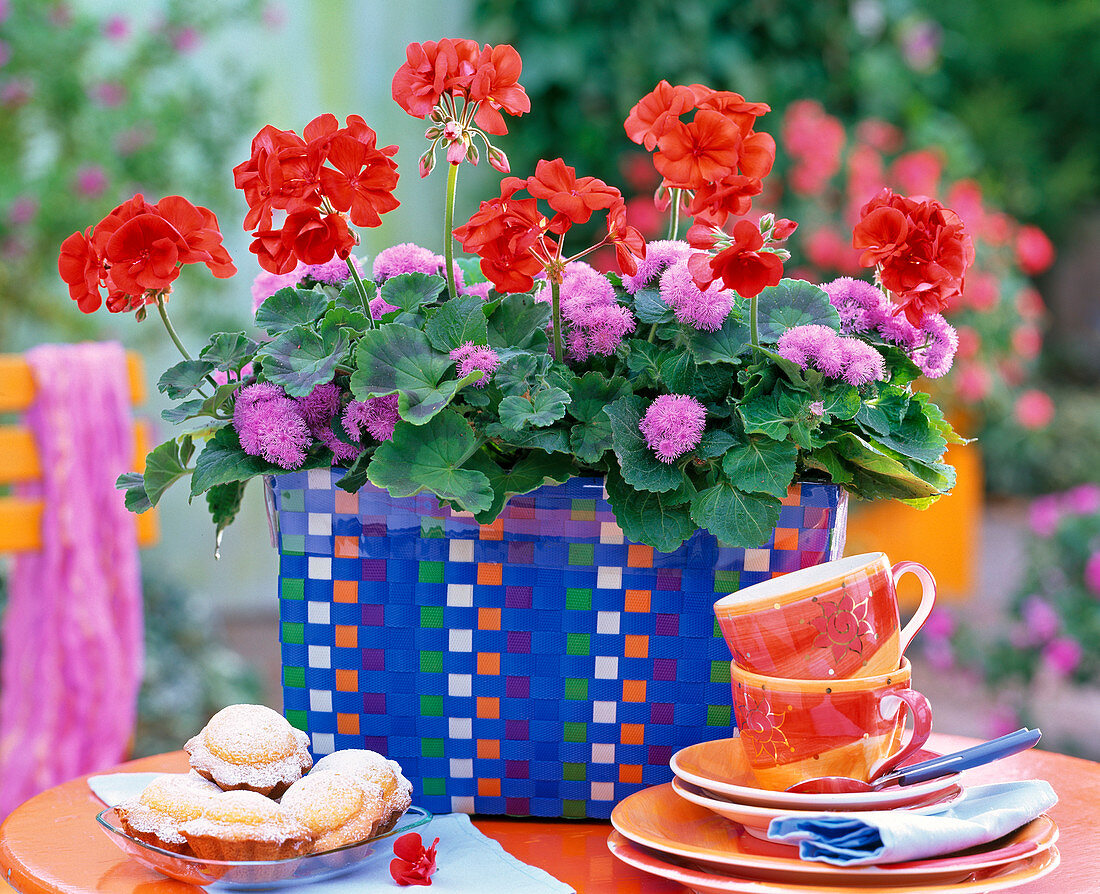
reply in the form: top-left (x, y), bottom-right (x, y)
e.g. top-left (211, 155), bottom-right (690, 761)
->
top-left (1021, 595), bottom-right (1060, 643)
top-left (74, 165), bottom-right (109, 198)
top-left (1015, 225), bottom-right (1055, 275)
top-left (1014, 389), bottom-right (1055, 430)
top-left (6, 195), bottom-right (37, 226)
top-left (1, 78), bottom-right (34, 108)
top-left (1064, 484), bottom-right (1100, 517)
top-left (1028, 495), bottom-right (1061, 537)
top-left (985, 705), bottom-right (1021, 739)
top-left (1041, 637), bottom-right (1082, 679)
top-left (103, 15), bottom-right (130, 40)
top-left (171, 26), bottom-right (201, 53)
top-left (91, 81), bottom-right (128, 107)
top-left (1085, 552), bottom-right (1100, 598)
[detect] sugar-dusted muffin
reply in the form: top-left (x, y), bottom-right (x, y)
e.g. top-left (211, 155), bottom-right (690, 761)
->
top-left (279, 771), bottom-right (388, 852)
top-left (185, 704), bottom-right (312, 798)
top-left (115, 772), bottom-right (224, 854)
top-left (310, 750), bottom-right (412, 835)
top-left (178, 790), bottom-right (313, 862)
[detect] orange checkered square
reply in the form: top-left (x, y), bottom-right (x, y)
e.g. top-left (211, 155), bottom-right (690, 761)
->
top-left (624, 590), bottom-right (651, 613)
top-left (619, 764), bottom-right (643, 784)
top-left (622, 680), bottom-right (647, 702)
top-left (333, 488), bottom-right (358, 514)
top-left (478, 778), bottom-right (501, 797)
top-left (620, 723), bottom-right (645, 745)
top-left (783, 483), bottom-right (802, 505)
top-left (479, 519), bottom-right (504, 540)
top-left (477, 563), bottom-right (503, 586)
top-left (334, 625), bottom-right (357, 648)
top-left (476, 696), bottom-right (500, 718)
top-left (476, 652), bottom-right (500, 675)
top-left (333, 535), bottom-right (358, 558)
top-left (335, 669), bottom-right (358, 692)
top-left (337, 713), bottom-right (359, 735)
top-left (477, 739), bottom-right (500, 759)
top-left (333, 580), bottom-right (358, 603)
top-left (627, 544), bottom-right (653, 568)
top-left (772, 527), bottom-right (799, 551)
top-left (624, 634), bottom-right (649, 658)
top-left (478, 607), bottom-right (501, 630)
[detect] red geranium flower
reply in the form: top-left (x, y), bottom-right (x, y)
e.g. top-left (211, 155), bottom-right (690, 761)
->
top-left (853, 188), bottom-right (974, 324)
top-left (317, 133), bottom-right (401, 228)
top-left (689, 219), bottom-right (784, 298)
top-left (469, 43), bottom-right (531, 135)
top-left (606, 200), bottom-right (646, 277)
top-left (525, 158), bottom-right (620, 226)
top-left (653, 110), bottom-right (743, 190)
top-left (623, 79), bottom-right (697, 151)
top-left (58, 227), bottom-right (104, 312)
top-left (453, 192), bottom-right (549, 293)
top-left (390, 832), bottom-right (440, 886)
top-left (281, 209), bottom-right (357, 266)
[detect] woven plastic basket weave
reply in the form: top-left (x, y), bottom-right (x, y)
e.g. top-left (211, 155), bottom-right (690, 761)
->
top-left (272, 470), bottom-right (846, 818)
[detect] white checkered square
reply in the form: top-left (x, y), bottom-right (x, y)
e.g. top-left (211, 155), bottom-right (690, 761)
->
top-left (307, 556), bottom-right (332, 580)
top-left (450, 758), bottom-right (473, 778)
top-left (592, 701), bottom-right (616, 724)
top-left (592, 743), bottom-right (615, 763)
top-left (743, 548), bottom-right (772, 572)
top-left (448, 673), bottom-right (472, 697)
top-left (307, 512), bottom-right (332, 536)
top-left (451, 795), bottom-right (475, 813)
top-left (307, 601), bottom-right (330, 625)
top-left (309, 689), bottom-right (332, 712)
top-left (594, 656), bottom-right (618, 679)
top-left (600, 521), bottom-right (624, 544)
top-left (596, 611), bottom-right (620, 635)
top-left (449, 717), bottom-right (472, 739)
top-left (311, 732), bottom-right (335, 755)
top-left (449, 629), bottom-right (473, 652)
top-left (307, 468), bottom-right (329, 489)
top-left (591, 782), bottom-right (615, 801)
top-left (447, 583), bottom-right (474, 606)
top-left (596, 566), bottom-right (622, 590)
top-left (307, 645), bottom-right (331, 669)
top-left (449, 540), bottom-right (475, 562)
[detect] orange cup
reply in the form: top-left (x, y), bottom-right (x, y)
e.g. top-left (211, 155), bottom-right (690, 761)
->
top-left (713, 552), bottom-right (936, 679)
top-left (729, 657), bottom-right (932, 791)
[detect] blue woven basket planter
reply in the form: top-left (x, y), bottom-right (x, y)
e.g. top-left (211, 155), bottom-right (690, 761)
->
top-left (271, 471), bottom-right (847, 818)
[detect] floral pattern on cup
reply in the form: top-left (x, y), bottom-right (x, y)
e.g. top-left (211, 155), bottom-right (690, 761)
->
top-left (808, 589), bottom-right (874, 663)
top-left (732, 685), bottom-right (792, 764)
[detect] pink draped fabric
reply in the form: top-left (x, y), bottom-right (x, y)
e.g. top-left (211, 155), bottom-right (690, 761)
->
top-left (0, 342), bottom-right (144, 819)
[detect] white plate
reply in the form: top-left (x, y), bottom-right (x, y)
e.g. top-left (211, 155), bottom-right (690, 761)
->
top-left (671, 735), bottom-right (960, 811)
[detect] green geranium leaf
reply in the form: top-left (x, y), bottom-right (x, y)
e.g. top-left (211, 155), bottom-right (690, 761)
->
top-left (833, 432), bottom-right (950, 500)
top-left (690, 482), bottom-right (782, 548)
top-left (624, 339), bottom-right (663, 387)
top-left (871, 398), bottom-right (949, 464)
top-left (350, 323), bottom-right (458, 424)
top-left (722, 436), bottom-right (798, 499)
top-left (321, 305), bottom-right (373, 337)
top-left (379, 272), bottom-right (446, 312)
top-left (605, 465), bottom-right (697, 553)
top-left (425, 294), bottom-right (490, 353)
top-left (456, 255), bottom-right (488, 284)
top-left (498, 387), bottom-right (571, 430)
top-left (879, 344), bottom-right (923, 387)
top-left (801, 445), bottom-right (855, 486)
top-left (190, 427), bottom-right (280, 496)
top-left (335, 452), bottom-right (372, 494)
top-left (912, 391), bottom-right (969, 445)
top-left (207, 480), bottom-right (248, 547)
top-left (605, 394), bottom-right (688, 493)
top-left (255, 287), bottom-right (329, 334)
top-left (256, 323), bottom-right (350, 398)
top-left (567, 372), bottom-right (631, 422)
top-left (689, 316), bottom-right (752, 364)
top-left (367, 410), bottom-right (493, 513)
top-left (116, 472), bottom-right (153, 513)
top-left (487, 294), bottom-right (551, 352)
top-left (569, 416), bottom-right (613, 464)
top-left (465, 450), bottom-right (575, 523)
top-left (200, 332), bottom-right (258, 372)
top-left (158, 360), bottom-right (216, 400)
top-left (738, 390), bottom-right (791, 440)
top-left (755, 279), bottom-right (840, 343)
top-left (335, 278), bottom-right (377, 313)
top-left (632, 287), bottom-right (674, 324)
top-left (658, 349), bottom-right (696, 393)
top-left (134, 437), bottom-right (193, 506)
top-left (484, 423), bottom-right (572, 453)
top-left (856, 386), bottom-right (911, 435)
top-left (161, 397), bottom-right (209, 425)
top-left (697, 428), bottom-right (740, 460)
top-left (494, 351), bottom-right (551, 397)
top-left (819, 384), bottom-right (862, 421)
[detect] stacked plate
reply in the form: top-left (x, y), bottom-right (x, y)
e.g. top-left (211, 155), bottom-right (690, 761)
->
top-left (607, 736), bottom-right (1060, 893)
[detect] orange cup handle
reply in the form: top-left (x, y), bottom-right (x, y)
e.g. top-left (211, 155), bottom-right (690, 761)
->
top-left (892, 561), bottom-right (938, 656)
top-left (869, 688), bottom-right (934, 781)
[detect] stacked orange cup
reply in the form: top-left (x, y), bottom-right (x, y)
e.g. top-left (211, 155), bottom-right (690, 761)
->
top-left (713, 552), bottom-right (937, 791)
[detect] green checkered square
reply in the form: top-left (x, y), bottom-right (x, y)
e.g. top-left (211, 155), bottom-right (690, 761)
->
top-left (280, 578), bottom-right (304, 601)
top-left (568, 542), bottom-right (594, 565)
top-left (282, 666), bottom-right (305, 688)
top-left (563, 800), bottom-right (586, 819)
top-left (564, 678), bottom-right (588, 700)
top-left (566, 588), bottom-right (592, 610)
top-left (563, 762), bottom-right (586, 781)
top-left (280, 534), bottom-right (305, 555)
top-left (563, 722), bottom-right (587, 742)
top-left (420, 694), bottom-right (443, 716)
top-left (421, 777), bottom-right (446, 796)
top-left (420, 650), bottom-right (443, 673)
top-left (281, 622), bottom-right (304, 645)
top-left (284, 709), bottom-right (308, 731)
top-left (278, 489), bottom-right (304, 512)
top-left (419, 561), bottom-right (444, 583)
top-left (566, 633), bottom-right (590, 656)
top-left (571, 499), bottom-right (596, 513)
top-left (706, 704), bottom-right (731, 726)
top-left (710, 660), bottom-right (730, 684)
top-left (420, 605), bottom-right (444, 628)
top-left (714, 569), bottom-right (740, 592)
top-left (421, 738), bottom-right (445, 758)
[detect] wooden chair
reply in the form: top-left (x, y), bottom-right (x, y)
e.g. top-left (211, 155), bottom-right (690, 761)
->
top-left (0, 351), bottom-right (158, 552)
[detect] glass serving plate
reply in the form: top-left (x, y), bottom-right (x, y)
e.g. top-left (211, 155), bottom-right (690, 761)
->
top-left (96, 805), bottom-right (432, 889)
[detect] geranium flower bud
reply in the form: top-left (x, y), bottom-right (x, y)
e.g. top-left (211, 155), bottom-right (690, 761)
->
top-left (465, 143), bottom-right (480, 166)
top-left (419, 149), bottom-right (436, 179)
top-left (487, 145), bottom-right (510, 173)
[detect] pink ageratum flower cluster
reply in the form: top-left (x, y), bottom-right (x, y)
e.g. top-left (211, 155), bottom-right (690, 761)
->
top-left (639, 393), bottom-right (706, 463)
top-left (821, 277), bottom-right (957, 379)
top-left (776, 324), bottom-right (886, 386)
top-left (658, 259), bottom-right (735, 331)
top-left (233, 382), bottom-right (400, 469)
top-left (372, 241), bottom-right (491, 298)
top-left (251, 256), bottom-right (367, 313)
top-left (1028, 484), bottom-right (1100, 537)
top-left (450, 342), bottom-right (499, 387)
top-left (621, 239), bottom-right (692, 293)
top-left (537, 262), bottom-right (637, 361)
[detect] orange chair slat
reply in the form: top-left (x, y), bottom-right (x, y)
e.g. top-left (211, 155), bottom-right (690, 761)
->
top-left (0, 353), bottom-right (145, 412)
top-left (0, 426), bottom-right (40, 484)
top-left (0, 496), bottom-right (44, 552)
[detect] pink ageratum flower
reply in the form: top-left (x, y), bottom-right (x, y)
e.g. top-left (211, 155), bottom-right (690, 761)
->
top-left (251, 257), bottom-right (366, 313)
top-left (1085, 552), bottom-right (1100, 598)
top-left (233, 382), bottom-right (312, 469)
top-left (343, 394), bottom-right (400, 442)
top-left (296, 383), bottom-right (360, 463)
top-left (777, 325), bottom-right (885, 386)
top-left (912, 314), bottom-right (958, 379)
top-left (450, 342), bottom-right (499, 387)
top-left (639, 394), bottom-right (706, 463)
top-left (539, 262), bottom-right (636, 361)
top-left (621, 239), bottom-right (692, 293)
top-left (821, 277), bottom-right (888, 334)
top-left (1021, 595), bottom-right (1060, 644)
top-left (1028, 495), bottom-right (1061, 537)
top-left (1042, 637), bottom-right (1082, 679)
top-left (659, 259), bottom-right (735, 331)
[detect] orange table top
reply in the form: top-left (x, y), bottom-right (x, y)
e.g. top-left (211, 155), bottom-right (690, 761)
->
top-left (0, 734), bottom-right (1095, 893)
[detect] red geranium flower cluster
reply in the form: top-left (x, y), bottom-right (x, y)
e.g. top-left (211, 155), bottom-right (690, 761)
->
top-left (233, 114), bottom-right (400, 274)
top-left (853, 188), bottom-right (975, 324)
top-left (687, 217), bottom-right (795, 299)
top-left (392, 38), bottom-right (529, 135)
top-left (390, 832), bottom-right (439, 886)
top-left (58, 194), bottom-right (235, 314)
top-left (624, 80), bottom-right (775, 226)
top-left (453, 157), bottom-right (645, 294)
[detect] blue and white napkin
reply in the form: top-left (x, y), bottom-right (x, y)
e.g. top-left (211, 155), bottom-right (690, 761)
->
top-left (767, 780), bottom-right (1057, 866)
top-left (89, 773), bottom-right (574, 893)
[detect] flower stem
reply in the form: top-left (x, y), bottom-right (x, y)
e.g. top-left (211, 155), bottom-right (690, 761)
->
top-left (346, 258), bottom-right (376, 329)
top-left (750, 293), bottom-right (760, 349)
top-left (157, 295), bottom-right (192, 361)
top-left (443, 161), bottom-right (461, 301)
top-left (551, 279), bottom-right (564, 361)
top-left (666, 188), bottom-right (681, 241)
